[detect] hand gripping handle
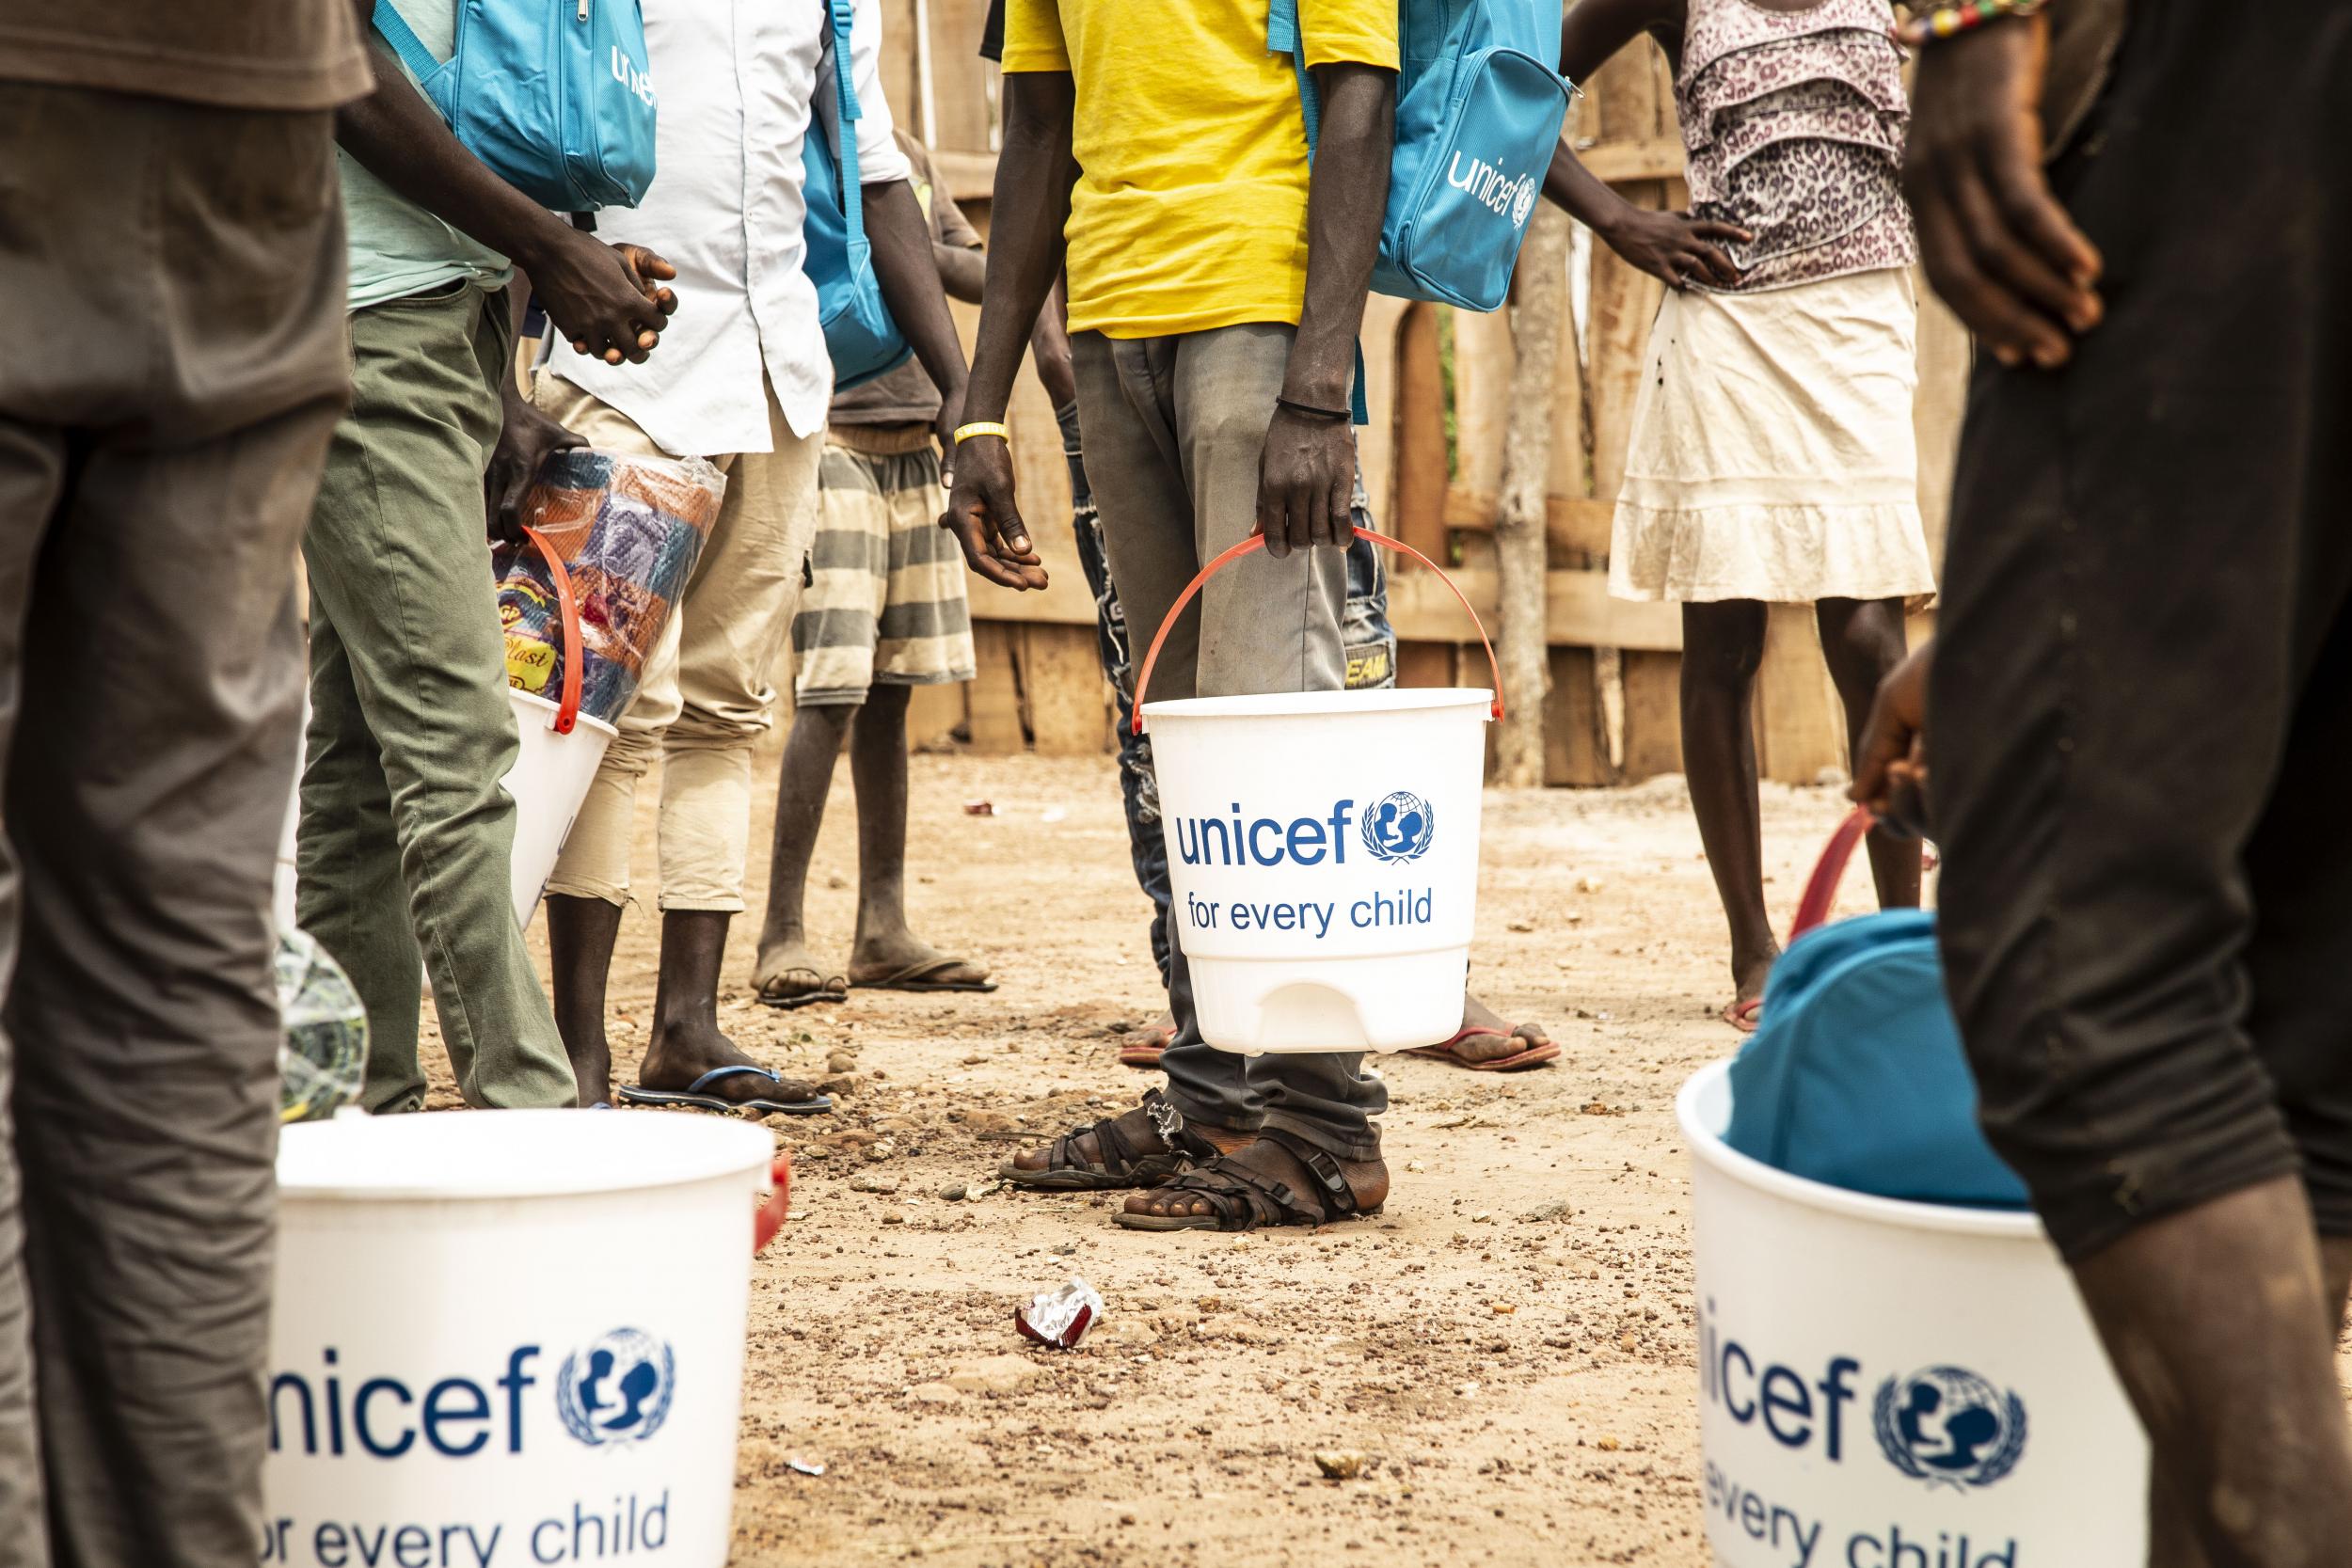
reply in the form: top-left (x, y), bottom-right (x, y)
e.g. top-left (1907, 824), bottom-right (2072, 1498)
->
top-left (1128, 529), bottom-right (1504, 736)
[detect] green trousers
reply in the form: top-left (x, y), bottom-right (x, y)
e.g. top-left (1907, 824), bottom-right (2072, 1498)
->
top-left (297, 281), bottom-right (575, 1112)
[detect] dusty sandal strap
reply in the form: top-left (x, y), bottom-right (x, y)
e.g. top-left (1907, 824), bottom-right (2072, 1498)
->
top-left (1018, 1090), bottom-right (1213, 1186)
top-left (1138, 1160), bottom-right (1320, 1232)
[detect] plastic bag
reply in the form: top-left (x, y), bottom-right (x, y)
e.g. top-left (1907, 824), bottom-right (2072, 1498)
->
top-left (277, 929), bottom-right (368, 1124)
top-left (497, 450), bottom-right (728, 727)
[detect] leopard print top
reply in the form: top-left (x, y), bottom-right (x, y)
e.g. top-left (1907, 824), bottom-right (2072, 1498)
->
top-left (1676, 0), bottom-right (1917, 292)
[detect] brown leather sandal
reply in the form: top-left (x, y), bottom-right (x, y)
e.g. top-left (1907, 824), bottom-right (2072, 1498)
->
top-left (998, 1089), bottom-right (1235, 1191)
top-left (1114, 1137), bottom-right (1383, 1232)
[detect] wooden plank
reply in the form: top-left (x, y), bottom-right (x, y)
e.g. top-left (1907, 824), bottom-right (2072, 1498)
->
top-left (1582, 193), bottom-right (1666, 503)
top-left (924, 0), bottom-right (995, 153)
top-left (966, 623), bottom-right (1026, 752)
top-left (1544, 645), bottom-right (1610, 786)
top-left (1753, 604), bottom-right (1846, 785)
top-left (1020, 624), bottom-right (1110, 755)
top-left (1356, 293), bottom-right (1407, 526)
top-left (876, 0), bottom-right (920, 147)
top-left (970, 563), bottom-right (1686, 652)
top-left (1448, 306), bottom-right (1514, 498)
top-left (904, 679), bottom-right (968, 752)
top-left (1913, 275), bottom-right (1971, 576)
top-left (1575, 137), bottom-right (1685, 185)
top-left (1396, 642), bottom-right (1454, 689)
top-left (1443, 487), bottom-right (1613, 558)
top-left (932, 149), bottom-right (998, 205)
top-left (1391, 302), bottom-right (1450, 568)
top-left (1619, 648), bottom-right (1683, 782)
top-left (1388, 564), bottom-right (1683, 652)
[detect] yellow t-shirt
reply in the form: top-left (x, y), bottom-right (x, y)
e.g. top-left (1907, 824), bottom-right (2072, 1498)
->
top-left (1001, 0), bottom-right (1399, 339)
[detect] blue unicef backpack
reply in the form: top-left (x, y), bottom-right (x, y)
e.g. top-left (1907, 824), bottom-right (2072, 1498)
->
top-left (801, 0), bottom-right (913, 389)
top-left (1724, 811), bottom-right (2031, 1209)
top-left (1271, 0), bottom-right (1574, 312)
top-left (372, 0), bottom-right (659, 214)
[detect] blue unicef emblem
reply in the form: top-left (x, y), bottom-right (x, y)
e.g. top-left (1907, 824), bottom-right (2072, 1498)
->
top-left (1361, 790), bottom-right (1437, 863)
top-left (1873, 1366), bottom-right (2027, 1489)
top-left (557, 1328), bottom-right (676, 1449)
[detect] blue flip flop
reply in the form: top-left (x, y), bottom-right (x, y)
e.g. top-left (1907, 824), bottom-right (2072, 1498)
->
top-left (617, 1065), bottom-right (832, 1117)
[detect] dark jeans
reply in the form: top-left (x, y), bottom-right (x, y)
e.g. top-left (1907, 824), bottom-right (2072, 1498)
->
top-left (0, 87), bottom-right (348, 1568)
top-left (1071, 484), bottom-right (1395, 989)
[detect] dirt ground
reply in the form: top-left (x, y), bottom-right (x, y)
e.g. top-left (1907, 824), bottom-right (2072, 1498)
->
top-left (423, 747), bottom-right (1898, 1567)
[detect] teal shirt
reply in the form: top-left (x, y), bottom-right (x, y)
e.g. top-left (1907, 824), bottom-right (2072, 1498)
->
top-left (341, 0), bottom-right (511, 311)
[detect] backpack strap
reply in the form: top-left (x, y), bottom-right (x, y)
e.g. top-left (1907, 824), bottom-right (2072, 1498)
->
top-left (1265, 0), bottom-right (1369, 427)
top-left (818, 0), bottom-right (868, 255)
top-left (371, 0), bottom-right (445, 81)
top-left (1267, 0), bottom-right (1321, 149)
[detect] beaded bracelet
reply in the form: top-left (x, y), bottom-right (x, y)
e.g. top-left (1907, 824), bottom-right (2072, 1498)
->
top-left (1897, 0), bottom-right (2046, 47)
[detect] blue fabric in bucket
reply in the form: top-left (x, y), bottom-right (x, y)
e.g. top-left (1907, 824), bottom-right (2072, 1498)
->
top-left (1724, 813), bottom-right (2030, 1210)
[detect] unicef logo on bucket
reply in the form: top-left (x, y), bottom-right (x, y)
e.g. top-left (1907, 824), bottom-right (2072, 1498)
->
top-left (1873, 1365), bottom-right (2027, 1489)
top-left (557, 1327), bottom-right (676, 1449)
top-left (1361, 791), bottom-right (1437, 863)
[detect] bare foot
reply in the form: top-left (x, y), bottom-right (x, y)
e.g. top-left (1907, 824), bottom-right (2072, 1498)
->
top-left (750, 936), bottom-right (845, 1004)
top-left (1119, 1139), bottom-right (1389, 1230)
top-left (1724, 942), bottom-right (1778, 1033)
top-left (638, 1019), bottom-right (820, 1106)
top-left (1451, 992), bottom-right (1551, 1065)
top-left (849, 928), bottom-right (989, 988)
top-left (1116, 1011), bottom-right (1177, 1068)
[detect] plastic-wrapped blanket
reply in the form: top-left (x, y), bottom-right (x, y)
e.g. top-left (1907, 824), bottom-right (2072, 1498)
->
top-left (278, 929), bottom-right (367, 1123)
top-left (497, 450), bottom-right (728, 727)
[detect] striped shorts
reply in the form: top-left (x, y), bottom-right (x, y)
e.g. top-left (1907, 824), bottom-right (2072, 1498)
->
top-left (792, 425), bottom-right (977, 705)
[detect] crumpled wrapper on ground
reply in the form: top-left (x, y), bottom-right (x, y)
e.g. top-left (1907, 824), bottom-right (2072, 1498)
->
top-left (277, 929), bottom-right (367, 1123)
top-left (497, 450), bottom-right (728, 727)
top-left (1014, 1277), bottom-right (1104, 1351)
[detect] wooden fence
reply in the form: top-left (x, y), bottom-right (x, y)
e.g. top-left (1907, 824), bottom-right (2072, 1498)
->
top-left (847, 15), bottom-right (1970, 785)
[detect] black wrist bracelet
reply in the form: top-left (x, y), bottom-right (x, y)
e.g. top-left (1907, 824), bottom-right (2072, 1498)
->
top-left (1275, 395), bottom-right (1352, 422)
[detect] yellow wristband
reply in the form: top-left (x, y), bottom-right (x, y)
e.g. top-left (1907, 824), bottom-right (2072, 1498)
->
top-left (953, 420), bottom-right (1011, 446)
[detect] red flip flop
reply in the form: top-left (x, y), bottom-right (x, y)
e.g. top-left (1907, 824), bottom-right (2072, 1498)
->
top-left (1405, 1025), bottom-right (1560, 1072)
top-left (1116, 1024), bottom-right (1174, 1069)
top-left (1724, 997), bottom-right (1763, 1034)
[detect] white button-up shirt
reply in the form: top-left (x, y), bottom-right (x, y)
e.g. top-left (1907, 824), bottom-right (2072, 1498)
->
top-left (545, 0), bottom-right (910, 457)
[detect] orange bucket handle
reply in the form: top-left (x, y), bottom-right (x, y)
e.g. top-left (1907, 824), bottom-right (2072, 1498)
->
top-left (1128, 528), bottom-right (1503, 736)
top-left (517, 523), bottom-right (583, 736)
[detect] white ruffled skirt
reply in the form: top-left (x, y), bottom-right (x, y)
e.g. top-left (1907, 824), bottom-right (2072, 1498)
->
top-left (1609, 267), bottom-right (1937, 604)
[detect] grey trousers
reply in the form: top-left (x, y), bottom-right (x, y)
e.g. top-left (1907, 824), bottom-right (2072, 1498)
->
top-left (1073, 325), bottom-right (1387, 1162)
top-left (0, 87), bottom-right (349, 1568)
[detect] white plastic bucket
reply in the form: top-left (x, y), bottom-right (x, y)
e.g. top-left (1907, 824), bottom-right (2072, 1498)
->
top-left (1678, 1060), bottom-right (2149, 1566)
top-left (1135, 531), bottom-right (1500, 1053)
top-left (263, 1111), bottom-right (785, 1568)
top-left (503, 689), bottom-right (616, 929)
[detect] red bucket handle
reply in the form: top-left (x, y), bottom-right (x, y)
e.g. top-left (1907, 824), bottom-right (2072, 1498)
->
top-left (1128, 529), bottom-right (1503, 737)
top-left (1789, 806), bottom-right (1880, 942)
top-left (518, 523), bottom-right (583, 736)
top-left (751, 1153), bottom-right (793, 1255)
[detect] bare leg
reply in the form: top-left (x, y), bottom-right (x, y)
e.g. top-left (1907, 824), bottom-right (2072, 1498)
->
top-left (1680, 601), bottom-right (1776, 1016)
top-left (845, 684), bottom-right (985, 986)
top-left (750, 703), bottom-right (855, 998)
top-left (546, 894), bottom-right (625, 1105)
top-left (2073, 1179), bottom-right (2352, 1568)
top-left (638, 910), bottom-right (816, 1102)
top-left (1816, 595), bottom-right (1923, 909)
